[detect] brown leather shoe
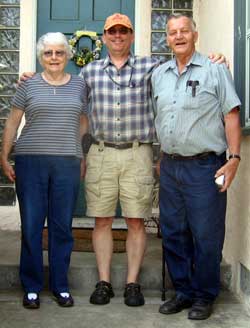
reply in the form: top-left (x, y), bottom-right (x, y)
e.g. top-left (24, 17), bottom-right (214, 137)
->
top-left (188, 300), bottom-right (213, 320)
top-left (159, 295), bottom-right (192, 314)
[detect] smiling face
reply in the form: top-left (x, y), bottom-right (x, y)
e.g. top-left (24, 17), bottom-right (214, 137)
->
top-left (40, 44), bottom-right (68, 74)
top-left (166, 16), bottom-right (198, 59)
top-left (102, 24), bottom-right (134, 58)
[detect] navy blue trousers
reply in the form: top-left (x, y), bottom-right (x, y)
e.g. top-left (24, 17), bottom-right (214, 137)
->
top-left (15, 155), bottom-right (80, 294)
top-left (160, 153), bottom-right (227, 302)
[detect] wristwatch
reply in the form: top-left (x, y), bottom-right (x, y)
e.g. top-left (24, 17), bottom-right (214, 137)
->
top-left (228, 154), bottom-right (241, 161)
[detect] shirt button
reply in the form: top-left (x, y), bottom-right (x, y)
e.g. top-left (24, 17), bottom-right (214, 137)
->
top-left (117, 133), bottom-right (120, 136)
top-left (171, 115), bottom-right (174, 119)
top-left (173, 101), bottom-right (176, 104)
top-left (117, 87), bottom-right (120, 90)
top-left (117, 102), bottom-right (120, 106)
top-left (170, 131), bottom-right (173, 134)
top-left (117, 118), bottom-right (120, 121)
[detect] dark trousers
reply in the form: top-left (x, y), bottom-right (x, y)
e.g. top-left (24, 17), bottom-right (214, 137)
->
top-left (15, 155), bottom-right (80, 294)
top-left (160, 153), bottom-right (227, 302)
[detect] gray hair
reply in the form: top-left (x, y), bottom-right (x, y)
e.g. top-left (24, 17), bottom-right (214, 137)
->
top-left (166, 13), bottom-right (197, 34)
top-left (36, 32), bottom-right (73, 63)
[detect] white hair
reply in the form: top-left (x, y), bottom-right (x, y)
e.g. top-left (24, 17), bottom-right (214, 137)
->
top-left (166, 13), bottom-right (197, 34)
top-left (36, 32), bottom-right (73, 63)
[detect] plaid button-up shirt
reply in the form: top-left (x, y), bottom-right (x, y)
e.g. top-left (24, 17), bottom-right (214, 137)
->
top-left (79, 54), bottom-right (159, 143)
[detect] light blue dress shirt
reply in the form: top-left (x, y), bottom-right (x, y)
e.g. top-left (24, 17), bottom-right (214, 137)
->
top-left (151, 51), bottom-right (241, 156)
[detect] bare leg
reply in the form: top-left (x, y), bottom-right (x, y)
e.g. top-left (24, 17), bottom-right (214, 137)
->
top-left (125, 218), bottom-right (146, 283)
top-left (92, 217), bottom-right (113, 282)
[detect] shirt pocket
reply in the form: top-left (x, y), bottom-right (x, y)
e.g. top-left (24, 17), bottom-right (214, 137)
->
top-left (182, 85), bottom-right (216, 110)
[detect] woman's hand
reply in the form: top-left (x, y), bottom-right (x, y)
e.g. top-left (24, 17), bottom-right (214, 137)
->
top-left (0, 158), bottom-right (16, 182)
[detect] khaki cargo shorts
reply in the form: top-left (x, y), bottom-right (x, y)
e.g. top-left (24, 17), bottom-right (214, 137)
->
top-left (85, 141), bottom-right (154, 219)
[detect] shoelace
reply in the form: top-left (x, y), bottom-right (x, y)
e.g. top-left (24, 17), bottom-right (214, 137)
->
top-left (95, 282), bottom-right (111, 295)
top-left (125, 284), bottom-right (141, 296)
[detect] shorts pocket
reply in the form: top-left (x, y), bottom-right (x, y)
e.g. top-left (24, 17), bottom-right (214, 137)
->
top-left (135, 175), bottom-right (155, 204)
top-left (85, 149), bottom-right (104, 198)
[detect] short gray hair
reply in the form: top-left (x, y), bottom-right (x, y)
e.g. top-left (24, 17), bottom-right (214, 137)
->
top-left (166, 13), bottom-right (197, 34)
top-left (36, 32), bottom-right (73, 63)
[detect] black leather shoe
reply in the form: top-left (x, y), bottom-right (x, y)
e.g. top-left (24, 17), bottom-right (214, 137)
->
top-left (54, 293), bottom-right (74, 307)
top-left (23, 293), bottom-right (40, 309)
top-left (188, 300), bottom-right (213, 320)
top-left (159, 295), bottom-right (192, 314)
top-left (89, 281), bottom-right (115, 305)
top-left (124, 283), bottom-right (145, 306)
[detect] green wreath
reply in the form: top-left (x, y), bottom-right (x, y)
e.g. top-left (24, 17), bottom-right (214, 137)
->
top-left (69, 30), bottom-right (103, 67)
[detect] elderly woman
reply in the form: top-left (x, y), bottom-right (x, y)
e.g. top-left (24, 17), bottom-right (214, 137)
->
top-left (0, 32), bottom-right (88, 309)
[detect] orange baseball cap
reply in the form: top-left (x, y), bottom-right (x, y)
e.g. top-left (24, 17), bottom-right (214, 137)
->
top-left (104, 13), bottom-right (133, 31)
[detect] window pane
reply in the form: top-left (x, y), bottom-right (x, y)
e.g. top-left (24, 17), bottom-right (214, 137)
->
top-left (151, 32), bottom-right (170, 53)
top-left (173, 0), bottom-right (193, 10)
top-left (0, 97), bottom-right (12, 118)
top-left (152, 0), bottom-right (171, 8)
top-left (0, 74), bottom-right (18, 95)
top-left (0, 0), bottom-right (20, 3)
top-left (0, 30), bottom-right (20, 49)
top-left (0, 51), bottom-right (19, 72)
top-left (0, 7), bottom-right (20, 27)
top-left (152, 10), bottom-right (171, 30)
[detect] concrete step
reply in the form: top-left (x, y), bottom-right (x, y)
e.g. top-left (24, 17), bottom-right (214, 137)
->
top-left (0, 290), bottom-right (249, 328)
top-left (0, 230), bottom-right (231, 292)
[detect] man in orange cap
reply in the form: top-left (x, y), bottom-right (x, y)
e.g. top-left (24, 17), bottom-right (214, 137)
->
top-left (80, 12), bottom-right (157, 307)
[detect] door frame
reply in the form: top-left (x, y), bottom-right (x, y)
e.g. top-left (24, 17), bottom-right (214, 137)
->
top-left (19, 0), bottom-right (151, 74)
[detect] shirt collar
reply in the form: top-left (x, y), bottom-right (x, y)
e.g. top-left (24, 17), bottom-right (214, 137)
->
top-left (164, 51), bottom-right (203, 73)
top-left (102, 52), bottom-right (135, 69)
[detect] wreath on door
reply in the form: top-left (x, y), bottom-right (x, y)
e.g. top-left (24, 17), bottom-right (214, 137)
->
top-left (69, 30), bottom-right (103, 67)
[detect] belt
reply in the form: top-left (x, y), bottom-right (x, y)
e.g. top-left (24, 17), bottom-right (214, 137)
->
top-left (163, 151), bottom-right (215, 160)
top-left (92, 140), bottom-right (151, 150)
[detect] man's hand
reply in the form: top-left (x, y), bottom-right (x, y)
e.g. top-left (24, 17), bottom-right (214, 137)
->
top-left (214, 158), bottom-right (240, 192)
top-left (208, 53), bottom-right (229, 67)
top-left (80, 158), bottom-right (87, 179)
top-left (155, 158), bottom-right (161, 176)
top-left (19, 72), bottom-right (35, 83)
top-left (0, 159), bottom-right (16, 182)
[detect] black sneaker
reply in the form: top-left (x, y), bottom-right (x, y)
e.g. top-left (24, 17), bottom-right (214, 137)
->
top-left (124, 283), bottom-right (145, 306)
top-left (53, 292), bottom-right (74, 307)
top-left (89, 281), bottom-right (115, 305)
top-left (23, 293), bottom-right (40, 309)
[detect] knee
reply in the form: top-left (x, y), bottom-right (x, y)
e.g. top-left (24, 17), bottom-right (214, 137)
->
top-left (94, 217), bottom-right (113, 230)
top-left (126, 218), bottom-right (145, 233)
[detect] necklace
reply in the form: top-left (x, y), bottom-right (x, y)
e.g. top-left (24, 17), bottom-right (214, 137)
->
top-left (41, 72), bottom-right (70, 95)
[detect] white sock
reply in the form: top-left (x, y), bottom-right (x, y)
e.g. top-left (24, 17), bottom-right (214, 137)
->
top-left (60, 292), bottom-right (69, 298)
top-left (27, 293), bottom-right (38, 300)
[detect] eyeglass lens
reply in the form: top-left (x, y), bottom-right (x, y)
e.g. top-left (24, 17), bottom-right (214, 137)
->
top-left (43, 50), bottom-right (65, 57)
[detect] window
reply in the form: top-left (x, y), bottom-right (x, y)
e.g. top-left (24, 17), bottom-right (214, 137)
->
top-left (234, 0), bottom-right (250, 132)
top-left (151, 0), bottom-right (193, 62)
top-left (0, 0), bottom-right (20, 205)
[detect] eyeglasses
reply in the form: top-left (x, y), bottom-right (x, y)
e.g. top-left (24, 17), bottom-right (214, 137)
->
top-left (43, 50), bottom-right (66, 58)
top-left (106, 27), bottom-right (131, 35)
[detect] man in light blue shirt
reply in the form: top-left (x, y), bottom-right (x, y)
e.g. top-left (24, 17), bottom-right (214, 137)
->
top-left (152, 13), bottom-right (241, 320)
